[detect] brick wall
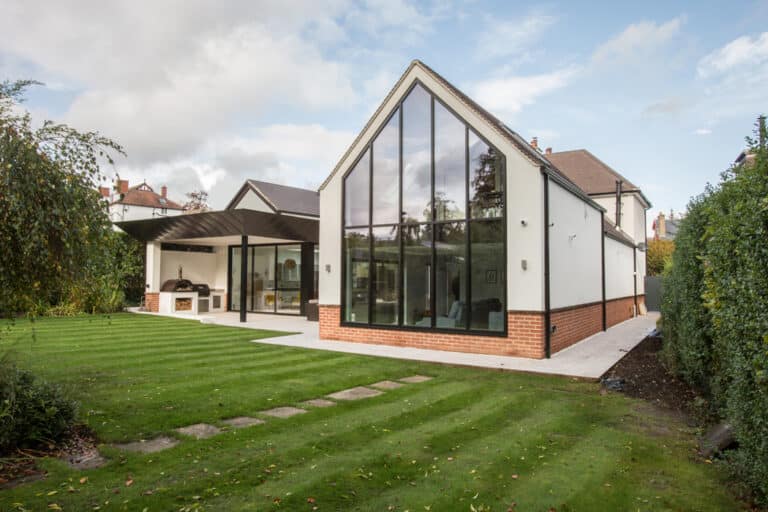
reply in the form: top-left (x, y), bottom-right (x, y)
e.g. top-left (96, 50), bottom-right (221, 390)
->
top-left (318, 305), bottom-right (545, 358)
top-left (606, 295), bottom-right (636, 328)
top-left (145, 292), bottom-right (159, 312)
top-left (550, 301), bottom-right (603, 354)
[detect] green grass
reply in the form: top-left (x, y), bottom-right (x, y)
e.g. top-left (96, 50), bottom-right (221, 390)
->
top-left (0, 314), bottom-right (739, 511)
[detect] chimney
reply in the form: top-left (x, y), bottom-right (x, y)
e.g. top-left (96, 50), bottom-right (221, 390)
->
top-left (530, 137), bottom-right (538, 150)
top-left (98, 186), bottom-right (110, 198)
top-left (657, 212), bottom-right (666, 238)
top-left (118, 179), bottom-right (129, 194)
top-left (545, 147), bottom-right (552, 155)
top-left (161, 185), bottom-right (167, 198)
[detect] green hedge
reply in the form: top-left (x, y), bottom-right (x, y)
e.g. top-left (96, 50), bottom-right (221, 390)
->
top-left (661, 135), bottom-right (768, 502)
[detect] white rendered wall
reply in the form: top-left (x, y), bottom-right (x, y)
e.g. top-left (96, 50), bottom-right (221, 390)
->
top-left (110, 204), bottom-right (182, 222)
top-left (160, 251), bottom-right (219, 287)
top-left (604, 237), bottom-right (635, 300)
top-left (594, 196), bottom-right (615, 225)
top-left (318, 65), bottom-right (545, 311)
top-left (548, 181), bottom-right (603, 309)
top-left (233, 190), bottom-right (273, 213)
top-left (146, 242), bottom-right (162, 292)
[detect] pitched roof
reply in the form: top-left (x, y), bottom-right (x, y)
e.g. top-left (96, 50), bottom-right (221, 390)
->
top-left (112, 183), bottom-right (183, 210)
top-left (319, 60), bottom-right (603, 212)
top-left (546, 149), bottom-right (642, 196)
top-left (226, 180), bottom-right (319, 217)
top-left (603, 218), bottom-right (635, 247)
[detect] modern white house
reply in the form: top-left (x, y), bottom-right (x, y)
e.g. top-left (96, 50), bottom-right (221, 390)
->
top-left (119, 60), bottom-right (649, 359)
top-left (316, 60), bottom-right (648, 358)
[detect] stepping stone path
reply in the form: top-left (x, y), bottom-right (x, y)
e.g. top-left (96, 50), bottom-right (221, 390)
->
top-left (302, 398), bottom-right (337, 408)
top-left (63, 448), bottom-right (107, 470)
top-left (261, 406), bottom-right (307, 418)
top-left (114, 436), bottom-right (179, 454)
top-left (399, 375), bottom-right (433, 384)
top-left (327, 386), bottom-right (383, 401)
top-left (222, 416), bottom-right (265, 428)
top-left (175, 423), bottom-right (221, 439)
top-left (112, 377), bottom-right (435, 452)
top-left (370, 380), bottom-right (404, 390)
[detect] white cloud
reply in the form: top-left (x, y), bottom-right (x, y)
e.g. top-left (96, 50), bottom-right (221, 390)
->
top-left (697, 32), bottom-right (768, 77)
top-left (477, 13), bottom-right (556, 60)
top-left (694, 128), bottom-right (712, 135)
top-left (470, 67), bottom-right (577, 116)
top-left (592, 17), bottom-right (684, 64)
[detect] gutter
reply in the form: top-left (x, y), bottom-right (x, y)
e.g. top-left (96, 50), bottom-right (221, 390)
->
top-left (542, 167), bottom-right (552, 359)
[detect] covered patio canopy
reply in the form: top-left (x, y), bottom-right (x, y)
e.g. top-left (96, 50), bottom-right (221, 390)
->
top-left (116, 208), bottom-right (319, 244)
top-left (117, 209), bottom-right (319, 322)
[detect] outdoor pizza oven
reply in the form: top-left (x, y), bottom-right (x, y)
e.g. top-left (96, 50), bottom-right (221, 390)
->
top-left (160, 279), bottom-right (210, 297)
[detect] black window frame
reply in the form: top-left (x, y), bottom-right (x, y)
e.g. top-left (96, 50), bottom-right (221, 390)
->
top-left (340, 79), bottom-right (508, 337)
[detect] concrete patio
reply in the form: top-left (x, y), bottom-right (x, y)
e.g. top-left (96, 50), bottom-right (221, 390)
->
top-left (130, 309), bottom-right (659, 380)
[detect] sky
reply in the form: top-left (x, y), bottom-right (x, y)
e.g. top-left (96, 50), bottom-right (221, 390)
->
top-left (2, 0), bottom-right (767, 233)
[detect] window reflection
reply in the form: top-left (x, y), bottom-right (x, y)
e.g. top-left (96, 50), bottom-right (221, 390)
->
top-left (342, 83), bottom-right (506, 332)
top-left (469, 131), bottom-right (504, 219)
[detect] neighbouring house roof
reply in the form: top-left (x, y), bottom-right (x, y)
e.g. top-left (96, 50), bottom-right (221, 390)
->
top-left (226, 180), bottom-right (319, 217)
top-left (318, 60), bottom-right (604, 212)
top-left (112, 183), bottom-right (184, 210)
top-left (603, 218), bottom-right (636, 247)
top-left (546, 149), bottom-right (651, 207)
top-left (116, 209), bottom-right (319, 244)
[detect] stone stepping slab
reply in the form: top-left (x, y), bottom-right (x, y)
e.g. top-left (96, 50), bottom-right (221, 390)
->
top-left (222, 416), bottom-right (265, 428)
top-left (175, 423), bottom-right (221, 439)
top-left (63, 449), bottom-right (107, 470)
top-left (327, 386), bottom-right (383, 401)
top-left (260, 406), bottom-right (307, 418)
top-left (399, 375), bottom-right (433, 384)
top-left (370, 380), bottom-right (404, 390)
top-left (302, 398), bottom-right (337, 408)
top-left (113, 436), bottom-right (179, 453)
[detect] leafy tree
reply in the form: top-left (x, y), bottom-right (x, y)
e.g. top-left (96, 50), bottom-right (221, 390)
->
top-left (183, 189), bottom-right (211, 213)
top-left (646, 238), bottom-right (675, 276)
top-left (0, 80), bottom-right (131, 314)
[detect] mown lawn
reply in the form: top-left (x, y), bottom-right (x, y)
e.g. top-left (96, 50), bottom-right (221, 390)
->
top-left (1, 314), bottom-right (739, 511)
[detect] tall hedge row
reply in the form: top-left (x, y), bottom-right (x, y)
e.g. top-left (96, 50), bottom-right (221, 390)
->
top-left (661, 135), bottom-right (768, 502)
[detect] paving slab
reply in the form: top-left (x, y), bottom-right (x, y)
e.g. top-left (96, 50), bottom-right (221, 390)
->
top-left (175, 423), bottom-right (221, 439)
top-left (327, 386), bottom-right (383, 401)
top-left (133, 310), bottom-right (659, 379)
top-left (302, 398), bottom-right (337, 408)
top-left (222, 416), bottom-right (265, 428)
top-left (370, 380), bottom-right (405, 390)
top-left (113, 436), bottom-right (179, 453)
top-left (399, 375), bottom-right (433, 384)
top-left (63, 448), bottom-right (107, 470)
top-left (261, 406), bottom-right (307, 418)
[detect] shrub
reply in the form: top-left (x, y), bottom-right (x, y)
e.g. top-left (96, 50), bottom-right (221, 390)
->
top-left (661, 126), bottom-right (768, 503)
top-left (646, 238), bottom-right (675, 276)
top-left (0, 355), bottom-right (78, 453)
top-left (660, 192), bottom-right (715, 394)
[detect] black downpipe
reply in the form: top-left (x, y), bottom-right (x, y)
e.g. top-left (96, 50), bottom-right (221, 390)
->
top-left (240, 235), bottom-right (248, 323)
top-left (600, 211), bottom-right (607, 331)
top-left (542, 169), bottom-right (551, 358)
top-left (615, 180), bottom-right (623, 227)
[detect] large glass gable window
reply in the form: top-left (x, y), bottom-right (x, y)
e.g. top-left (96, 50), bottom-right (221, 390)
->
top-left (342, 82), bottom-right (506, 333)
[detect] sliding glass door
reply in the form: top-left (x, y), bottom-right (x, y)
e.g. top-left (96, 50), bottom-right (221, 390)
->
top-left (229, 244), bottom-right (305, 315)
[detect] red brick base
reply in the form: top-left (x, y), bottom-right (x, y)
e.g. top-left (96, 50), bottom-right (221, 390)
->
top-left (319, 305), bottom-right (546, 358)
top-left (606, 295), bottom-right (637, 328)
top-left (145, 292), bottom-right (159, 313)
top-left (550, 301), bottom-right (603, 354)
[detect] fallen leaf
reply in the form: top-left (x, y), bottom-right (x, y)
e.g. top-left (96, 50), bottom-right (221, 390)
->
top-left (511, 474), bottom-right (519, 480)
top-left (125, 479), bottom-right (134, 487)
top-left (307, 497), bottom-right (316, 504)
top-left (79, 477), bottom-right (88, 484)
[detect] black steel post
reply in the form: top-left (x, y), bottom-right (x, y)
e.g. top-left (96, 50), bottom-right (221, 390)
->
top-left (240, 235), bottom-right (248, 323)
